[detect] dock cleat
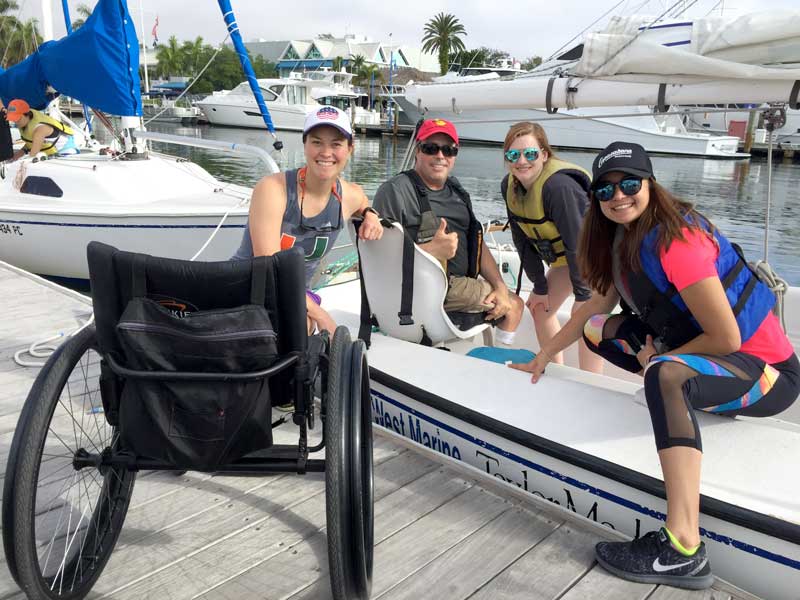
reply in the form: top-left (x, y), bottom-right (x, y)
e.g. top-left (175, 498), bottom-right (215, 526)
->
top-left (595, 528), bottom-right (714, 590)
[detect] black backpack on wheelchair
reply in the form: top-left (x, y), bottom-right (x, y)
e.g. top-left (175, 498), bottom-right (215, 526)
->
top-left (2, 242), bottom-right (374, 600)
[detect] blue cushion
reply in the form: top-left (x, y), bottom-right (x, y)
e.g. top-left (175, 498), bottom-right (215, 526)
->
top-left (466, 346), bottom-right (536, 365)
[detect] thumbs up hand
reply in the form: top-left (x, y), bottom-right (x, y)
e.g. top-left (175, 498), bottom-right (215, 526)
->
top-left (420, 218), bottom-right (458, 261)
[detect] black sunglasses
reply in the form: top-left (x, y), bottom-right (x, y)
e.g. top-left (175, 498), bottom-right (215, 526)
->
top-left (593, 176), bottom-right (643, 202)
top-left (419, 142), bottom-right (459, 158)
top-left (299, 193), bottom-right (342, 233)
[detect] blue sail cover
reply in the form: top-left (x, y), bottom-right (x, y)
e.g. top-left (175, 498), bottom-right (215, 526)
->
top-left (0, 0), bottom-right (141, 115)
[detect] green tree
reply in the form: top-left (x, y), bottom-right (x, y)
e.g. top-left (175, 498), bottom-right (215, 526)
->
top-left (331, 55), bottom-right (344, 71)
top-left (2, 17), bottom-right (42, 67)
top-left (155, 35), bottom-right (185, 78)
top-left (349, 53), bottom-right (366, 73)
top-left (0, 0), bottom-right (20, 67)
top-left (70, 3), bottom-right (92, 30)
top-left (521, 55), bottom-right (542, 71)
top-left (180, 36), bottom-right (205, 77)
top-left (353, 63), bottom-right (382, 87)
top-left (251, 53), bottom-right (277, 78)
top-left (421, 12), bottom-right (467, 75)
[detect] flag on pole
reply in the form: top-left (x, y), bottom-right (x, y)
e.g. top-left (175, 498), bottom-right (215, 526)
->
top-left (151, 15), bottom-right (159, 46)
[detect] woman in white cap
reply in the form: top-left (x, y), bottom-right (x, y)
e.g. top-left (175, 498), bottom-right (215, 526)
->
top-left (233, 106), bottom-right (383, 334)
top-left (511, 141), bottom-right (798, 590)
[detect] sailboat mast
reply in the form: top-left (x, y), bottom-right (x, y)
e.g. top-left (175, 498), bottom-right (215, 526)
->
top-left (40, 0), bottom-right (54, 42)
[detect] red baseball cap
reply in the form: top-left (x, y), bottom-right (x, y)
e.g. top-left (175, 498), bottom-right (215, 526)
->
top-left (416, 118), bottom-right (458, 145)
top-left (6, 99), bottom-right (30, 122)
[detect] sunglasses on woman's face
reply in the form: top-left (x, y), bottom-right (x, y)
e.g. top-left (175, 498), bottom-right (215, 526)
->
top-left (418, 142), bottom-right (459, 158)
top-left (593, 176), bottom-right (643, 202)
top-left (504, 147), bottom-right (540, 163)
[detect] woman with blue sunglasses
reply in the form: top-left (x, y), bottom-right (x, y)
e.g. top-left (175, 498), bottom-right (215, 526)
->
top-left (502, 122), bottom-right (603, 373)
top-left (511, 140), bottom-right (799, 590)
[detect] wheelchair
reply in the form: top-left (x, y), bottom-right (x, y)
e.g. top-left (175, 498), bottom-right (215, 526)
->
top-left (1, 242), bottom-right (374, 600)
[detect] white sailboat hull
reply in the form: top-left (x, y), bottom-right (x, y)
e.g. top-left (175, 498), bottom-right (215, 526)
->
top-left (0, 154), bottom-right (251, 281)
top-left (321, 278), bottom-right (800, 600)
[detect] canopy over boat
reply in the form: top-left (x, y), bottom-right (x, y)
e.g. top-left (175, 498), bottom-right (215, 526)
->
top-left (0, 0), bottom-right (141, 115)
top-left (405, 10), bottom-right (800, 111)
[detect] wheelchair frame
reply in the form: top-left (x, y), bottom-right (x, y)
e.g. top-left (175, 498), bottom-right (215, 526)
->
top-left (2, 251), bottom-right (373, 600)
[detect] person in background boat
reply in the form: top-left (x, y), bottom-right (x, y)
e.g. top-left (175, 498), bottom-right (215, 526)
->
top-left (511, 141), bottom-right (799, 590)
top-left (501, 122), bottom-right (602, 372)
top-left (232, 106), bottom-right (383, 335)
top-left (373, 118), bottom-right (524, 343)
top-left (3, 99), bottom-right (79, 160)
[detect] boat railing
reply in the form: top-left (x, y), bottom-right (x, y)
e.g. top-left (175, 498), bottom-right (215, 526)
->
top-left (132, 130), bottom-right (280, 175)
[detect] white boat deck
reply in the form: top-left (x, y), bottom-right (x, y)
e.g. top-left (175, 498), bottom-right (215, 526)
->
top-left (0, 262), bottom-right (755, 600)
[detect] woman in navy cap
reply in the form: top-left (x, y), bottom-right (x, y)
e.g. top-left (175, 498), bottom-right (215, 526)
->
top-left (511, 141), bottom-right (799, 590)
top-left (233, 106), bottom-right (382, 335)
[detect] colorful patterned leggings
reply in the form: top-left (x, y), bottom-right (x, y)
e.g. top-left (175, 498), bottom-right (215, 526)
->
top-left (583, 313), bottom-right (800, 451)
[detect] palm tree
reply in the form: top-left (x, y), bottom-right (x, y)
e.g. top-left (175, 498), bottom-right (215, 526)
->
top-left (0, 0), bottom-right (21, 67)
top-left (349, 53), bottom-right (366, 74)
top-left (331, 55), bottom-right (344, 72)
top-left (3, 17), bottom-right (41, 67)
top-left (155, 35), bottom-right (185, 78)
top-left (353, 63), bottom-right (382, 87)
top-left (70, 3), bottom-right (92, 30)
top-left (180, 36), bottom-right (205, 77)
top-left (421, 12), bottom-right (467, 75)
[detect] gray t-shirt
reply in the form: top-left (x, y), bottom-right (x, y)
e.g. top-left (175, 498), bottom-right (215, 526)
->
top-left (231, 168), bottom-right (343, 286)
top-left (373, 172), bottom-right (471, 277)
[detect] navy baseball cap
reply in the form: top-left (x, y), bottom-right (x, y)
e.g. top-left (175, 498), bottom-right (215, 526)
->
top-left (592, 141), bottom-right (655, 185)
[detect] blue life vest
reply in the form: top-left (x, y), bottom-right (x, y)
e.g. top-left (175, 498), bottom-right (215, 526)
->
top-left (625, 220), bottom-right (775, 350)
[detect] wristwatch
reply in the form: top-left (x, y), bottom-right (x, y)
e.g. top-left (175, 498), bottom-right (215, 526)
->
top-left (362, 206), bottom-right (380, 218)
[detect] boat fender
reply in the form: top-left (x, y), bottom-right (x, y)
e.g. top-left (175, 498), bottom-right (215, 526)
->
top-left (546, 77), bottom-right (558, 114)
top-left (656, 83), bottom-right (670, 114)
top-left (790, 80), bottom-right (800, 111)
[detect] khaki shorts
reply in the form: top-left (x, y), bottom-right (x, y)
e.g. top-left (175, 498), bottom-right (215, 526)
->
top-left (444, 276), bottom-right (493, 313)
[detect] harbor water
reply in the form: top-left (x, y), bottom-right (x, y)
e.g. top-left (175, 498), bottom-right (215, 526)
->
top-left (145, 122), bottom-right (800, 286)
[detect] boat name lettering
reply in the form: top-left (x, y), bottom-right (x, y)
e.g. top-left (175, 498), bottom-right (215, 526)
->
top-left (372, 395), bottom-right (462, 460)
top-left (0, 223), bottom-right (23, 236)
top-left (476, 450), bottom-right (642, 536)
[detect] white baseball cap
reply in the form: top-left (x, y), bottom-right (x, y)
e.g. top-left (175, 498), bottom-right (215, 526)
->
top-left (303, 106), bottom-right (353, 139)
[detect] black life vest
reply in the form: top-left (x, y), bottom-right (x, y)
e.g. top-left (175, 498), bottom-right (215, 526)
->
top-left (401, 169), bottom-right (482, 279)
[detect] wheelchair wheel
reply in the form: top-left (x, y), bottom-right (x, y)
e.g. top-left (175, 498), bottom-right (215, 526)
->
top-left (2, 326), bottom-right (135, 599)
top-left (325, 326), bottom-right (374, 600)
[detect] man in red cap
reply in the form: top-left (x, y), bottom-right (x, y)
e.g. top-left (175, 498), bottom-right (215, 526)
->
top-left (373, 118), bottom-right (523, 343)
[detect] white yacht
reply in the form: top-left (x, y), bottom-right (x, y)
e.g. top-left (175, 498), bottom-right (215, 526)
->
top-left (195, 75), bottom-right (318, 131)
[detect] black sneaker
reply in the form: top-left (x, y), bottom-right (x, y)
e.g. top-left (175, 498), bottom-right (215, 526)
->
top-left (595, 528), bottom-right (714, 590)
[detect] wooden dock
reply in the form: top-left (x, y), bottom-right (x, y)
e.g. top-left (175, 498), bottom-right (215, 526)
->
top-left (0, 261), bottom-right (756, 600)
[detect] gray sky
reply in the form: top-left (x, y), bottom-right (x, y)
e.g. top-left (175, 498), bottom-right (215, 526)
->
top-left (26, 0), bottom-right (800, 62)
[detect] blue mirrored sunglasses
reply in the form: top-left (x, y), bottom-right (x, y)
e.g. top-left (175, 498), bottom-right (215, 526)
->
top-left (593, 176), bottom-right (643, 202)
top-left (504, 147), bottom-right (540, 163)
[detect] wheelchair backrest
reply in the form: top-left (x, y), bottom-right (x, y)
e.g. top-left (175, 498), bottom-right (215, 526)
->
top-left (351, 221), bottom-right (488, 345)
top-left (87, 242), bottom-right (308, 359)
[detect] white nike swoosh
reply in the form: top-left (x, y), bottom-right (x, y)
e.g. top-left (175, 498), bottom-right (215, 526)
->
top-left (652, 557), bottom-right (694, 572)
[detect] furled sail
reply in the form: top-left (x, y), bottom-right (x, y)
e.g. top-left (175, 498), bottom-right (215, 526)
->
top-left (0, 0), bottom-right (141, 116)
top-left (405, 10), bottom-right (800, 112)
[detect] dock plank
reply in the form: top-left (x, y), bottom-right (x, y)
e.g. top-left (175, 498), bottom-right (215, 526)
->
top-left (469, 524), bottom-right (599, 600)
top-left (376, 505), bottom-right (560, 599)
